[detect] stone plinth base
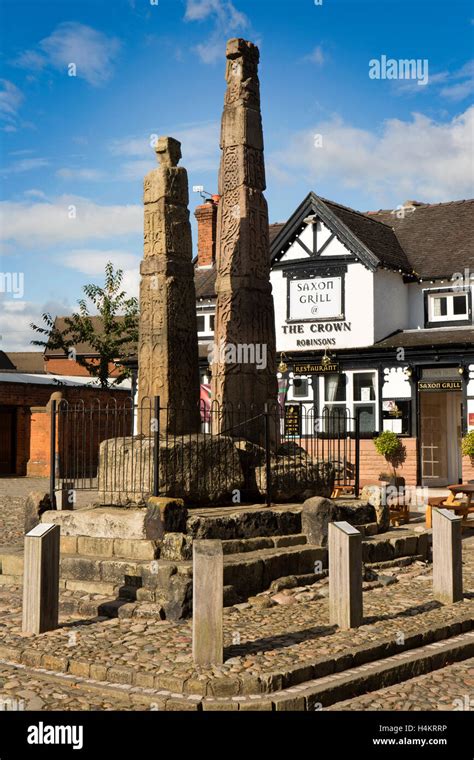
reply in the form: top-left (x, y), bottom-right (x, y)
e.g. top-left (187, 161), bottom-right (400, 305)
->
top-left (98, 434), bottom-right (244, 506)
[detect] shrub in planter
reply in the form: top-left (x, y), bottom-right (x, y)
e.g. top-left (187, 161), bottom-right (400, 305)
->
top-left (373, 431), bottom-right (406, 487)
top-left (461, 431), bottom-right (474, 463)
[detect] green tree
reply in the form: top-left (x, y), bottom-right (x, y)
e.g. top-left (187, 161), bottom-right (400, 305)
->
top-left (30, 262), bottom-right (138, 388)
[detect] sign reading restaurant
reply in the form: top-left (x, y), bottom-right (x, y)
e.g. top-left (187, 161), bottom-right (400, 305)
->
top-left (288, 276), bottom-right (343, 321)
top-left (294, 362), bottom-right (340, 374)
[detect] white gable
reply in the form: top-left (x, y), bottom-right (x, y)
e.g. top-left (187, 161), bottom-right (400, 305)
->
top-left (276, 220), bottom-right (354, 263)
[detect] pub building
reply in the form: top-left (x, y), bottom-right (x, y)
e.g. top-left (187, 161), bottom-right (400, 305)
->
top-left (194, 192), bottom-right (474, 488)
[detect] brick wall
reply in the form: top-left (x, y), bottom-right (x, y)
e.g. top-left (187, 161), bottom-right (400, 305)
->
top-left (359, 437), bottom-right (418, 486)
top-left (28, 409), bottom-right (51, 476)
top-left (194, 198), bottom-right (218, 267)
top-left (0, 382), bottom-right (130, 477)
top-left (44, 357), bottom-right (121, 377)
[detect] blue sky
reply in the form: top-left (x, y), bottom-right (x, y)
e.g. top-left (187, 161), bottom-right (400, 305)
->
top-left (0, 0), bottom-right (473, 349)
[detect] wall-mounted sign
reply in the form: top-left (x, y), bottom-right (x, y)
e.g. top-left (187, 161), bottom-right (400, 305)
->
top-left (294, 362), bottom-right (340, 374)
top-left (284, 404), bottom-right (301, 436)
top-left (469, 412), bottom-right (474, 428)
top-left (288, 276), bottom-right (343, 321)
top-left (418, 380), bottom-right (463, 392)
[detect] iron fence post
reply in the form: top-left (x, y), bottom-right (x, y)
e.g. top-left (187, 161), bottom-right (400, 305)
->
top-left (354, 412), bottom-right (360, 498)
top-left (153, 396), bottom-right (160, 497)
top-left (49, 399), bottom-right (57, 509)
top-left (264, 403), bottom-right (272, 507)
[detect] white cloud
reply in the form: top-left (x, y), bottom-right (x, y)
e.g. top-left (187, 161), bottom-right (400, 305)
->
top-left (185, 0), bottom-right (246, 25)
top-left (184, 0), bottom-right (249, 64)
top-left (59, 249), bottom-right (140, 308)
top-left (303, 46), bottom-right (325, 65)
top-left (2, 157), bottom-right (49, 175)
top-left (11, 50), bottom-right (46, 70)
top-left (394, 59), bottom-right (474, 101)
top-left (0, 298), bottom-right (69, 351)
top-left (23, 189), bottom-right (48, 199)
top-left (109, 121), bottom-right (220, 178)
top-left (12, 22), bottom-right (121, 87)
top-left (0, 79), bottom-right (23, 126)
top-left (56, 167), bottom-right (104, 180)
top-left (269, 106), bottom-right (474, 205)
top-left (0, 195), bottom-right (141, 247)
top-left (440, 59), bottom-right (474, 101)
top-left (61, 248), bottom-right (140, 276)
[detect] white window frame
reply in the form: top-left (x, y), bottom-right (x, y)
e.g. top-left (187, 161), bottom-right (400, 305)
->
top-left (196, 310), bottom-right (215, 338)
top-left (427, 291), bottom-right (469, 323)
top-left (318, 369), bottom-right (379, 432)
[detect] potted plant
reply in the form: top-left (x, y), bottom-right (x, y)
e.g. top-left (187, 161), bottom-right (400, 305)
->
top-left (373, 431), bottom-right (406, 487)
top-left (461, 431), bottom-right (474, 465)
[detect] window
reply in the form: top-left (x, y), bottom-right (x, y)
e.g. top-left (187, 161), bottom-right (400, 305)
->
top-left (321, 370), bottom-right (378, 434)
top-left (324, 373), bottom-right (346, 402)
top-left (196, 311), bottom-right (215, 336)
top-left (293, 377), bottom-right (309, 397)
top-left (382, 399), bottom-right (411, 436)
top-left (426, 290), bottom-right (470, 325)
top-left (354, 372), bottom-right (376, 402)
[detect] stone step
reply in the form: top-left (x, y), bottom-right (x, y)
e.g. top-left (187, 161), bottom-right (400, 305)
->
top-left (0, 548), bottom-right (23, 576)
top-left (201, 630), bottom-right (474, 710)
top-left (0, 574), bottom-right (22, 587)
top-left (59, 554), bottom-right (153, 585)
top-left (222, 545), bottom-right (328, 599)
top-left (60, 535), bottom-right (158, 561)
top-left (186, 505), bottom-right (302, 540)
top-left (221, 534), bottom-right (307, 555)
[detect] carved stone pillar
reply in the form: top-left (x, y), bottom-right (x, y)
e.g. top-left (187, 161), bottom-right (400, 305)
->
top-left (211, 39), bottom-right (277, 440)
top-left (138, 137), bottom-right (200, 434)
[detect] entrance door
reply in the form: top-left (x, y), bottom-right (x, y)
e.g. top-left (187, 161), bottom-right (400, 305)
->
top-left (0, 407), bottom-right (16, 475)
top-left (420, 392), bottom-right (462, 486)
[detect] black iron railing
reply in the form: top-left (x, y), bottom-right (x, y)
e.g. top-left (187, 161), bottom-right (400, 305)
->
top-left (50, 398), bottom-right (360, 507)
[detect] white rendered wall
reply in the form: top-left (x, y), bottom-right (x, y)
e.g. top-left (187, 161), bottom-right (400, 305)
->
top-left (373, 269), bottom-right (408, 341)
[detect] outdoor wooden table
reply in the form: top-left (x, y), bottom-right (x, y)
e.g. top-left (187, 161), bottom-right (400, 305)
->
top-left (425, 486), bottom-right (474, 529)
top-left (443, 484), bottom-right (474, 525)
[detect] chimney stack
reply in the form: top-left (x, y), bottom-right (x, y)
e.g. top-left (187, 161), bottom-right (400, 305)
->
top-left (194, 195), bottom-right (219, 268)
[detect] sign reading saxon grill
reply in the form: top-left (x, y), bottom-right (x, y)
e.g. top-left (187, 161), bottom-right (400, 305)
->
top-left (294, 362), bottom-right (340, 374)
top-left (289, 276), bottom-right (343, 321)
top-left (418, 380), bottom-right (463, 392)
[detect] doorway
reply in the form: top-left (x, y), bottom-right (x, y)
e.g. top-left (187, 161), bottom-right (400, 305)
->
top-left (0, 406), bottom-right (16, 475)
top-left (420, 391), bottom-right (462, 486)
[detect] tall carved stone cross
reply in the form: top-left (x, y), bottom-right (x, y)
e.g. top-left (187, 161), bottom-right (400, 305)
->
top-left (211, 38), bottom-right (278, 437)
top-left (138, 136), bottom-right (200, 435)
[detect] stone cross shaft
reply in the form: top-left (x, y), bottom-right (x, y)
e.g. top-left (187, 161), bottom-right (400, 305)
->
top-left (138, 136), bottom-right (200, 435)
top-left (211, 39), bottom-right (278, 434)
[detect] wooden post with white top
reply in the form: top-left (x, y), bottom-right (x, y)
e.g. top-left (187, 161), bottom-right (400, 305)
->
top-left (192, 539), bottom-right (223, 666)
top-left (22, 523), bottom-right (60, 634)
top-left (329, 521), bottom-right (363, 629)
top-left (432, 508), bottom-right (463, 604)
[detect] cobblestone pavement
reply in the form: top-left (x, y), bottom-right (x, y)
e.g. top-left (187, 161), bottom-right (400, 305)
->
top-left (1, 478), bottom-right (473, 710)
top-left (0, 537), bottom-right (472, 698)
top-left (0, 656), bottom-right (471, 712)
top-left (0, 662), bottom-right (151, 711)
top-left (328, 657), bottom-right (474, 711)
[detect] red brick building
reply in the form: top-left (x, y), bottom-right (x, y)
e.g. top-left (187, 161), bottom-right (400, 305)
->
top-left (0, 347), bottom-right (130, 477)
